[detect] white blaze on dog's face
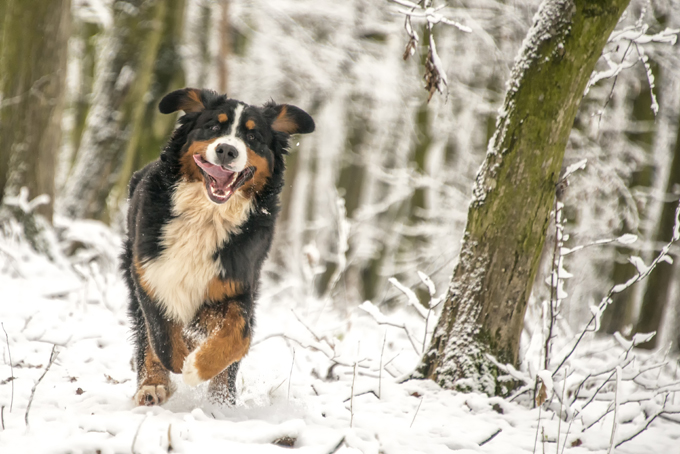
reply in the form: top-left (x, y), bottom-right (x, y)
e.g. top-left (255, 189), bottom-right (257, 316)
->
top-left (179, 102), bottom-right (271, 205)
top-left (203, 104), bottom-right (247, 173)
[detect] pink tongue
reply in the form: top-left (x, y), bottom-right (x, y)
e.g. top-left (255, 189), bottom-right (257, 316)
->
top-left (193, 155), bottom-right (235, 189)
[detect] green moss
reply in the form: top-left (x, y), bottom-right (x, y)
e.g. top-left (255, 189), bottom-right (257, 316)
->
top-left (421, 0), bottom-right (631, 394)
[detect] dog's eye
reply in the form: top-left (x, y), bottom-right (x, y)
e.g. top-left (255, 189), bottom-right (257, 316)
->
top-left (247, 133), bottom-right (255, 141)
top-left (210, 125), bottom-right (221, 132)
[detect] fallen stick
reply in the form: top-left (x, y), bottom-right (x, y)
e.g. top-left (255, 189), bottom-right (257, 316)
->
top-left (25, 344), bottom-right (58, 426)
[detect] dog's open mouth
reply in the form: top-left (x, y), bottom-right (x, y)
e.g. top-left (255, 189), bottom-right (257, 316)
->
top-left (193, 154), bottom-right (255, 204)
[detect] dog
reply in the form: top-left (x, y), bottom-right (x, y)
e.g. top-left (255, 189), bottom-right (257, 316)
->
top-left (120, 88), bottom-right (314, 406)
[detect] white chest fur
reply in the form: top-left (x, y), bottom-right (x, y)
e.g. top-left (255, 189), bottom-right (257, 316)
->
top-left (140, 182), bottom-right (253, 324)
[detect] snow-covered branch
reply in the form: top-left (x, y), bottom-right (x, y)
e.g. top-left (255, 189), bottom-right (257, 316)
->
top-left (388, 0), bottom-right (471, 100)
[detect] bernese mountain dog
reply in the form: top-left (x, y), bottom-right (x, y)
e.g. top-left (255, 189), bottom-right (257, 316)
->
top-left (120, 88), bottom-right (314, 406)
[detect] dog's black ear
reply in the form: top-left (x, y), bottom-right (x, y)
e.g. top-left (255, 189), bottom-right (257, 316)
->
top-left (159, 88), bottom-right (216, 114)
top-left (266, 104), bottom-right (315, 135)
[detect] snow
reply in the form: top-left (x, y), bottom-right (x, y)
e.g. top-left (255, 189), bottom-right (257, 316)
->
top-left (5, 0), bottom-right (680, 451)
top-left (1, 220), bottom-right (678, 453)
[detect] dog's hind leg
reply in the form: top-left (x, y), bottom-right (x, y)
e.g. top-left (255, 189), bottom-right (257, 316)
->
top-left (208, 361), bottom-right (240, 405)
top-left (183, 301), bottom-right (251, 399)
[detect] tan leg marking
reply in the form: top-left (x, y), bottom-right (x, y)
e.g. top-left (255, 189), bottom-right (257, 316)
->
top-left (134, 258), bottom-right (157, 300)
top-left (206, 277), bottom-right (242, 302)
top-left (167, 322), bottom-right (190, 374)
top-left (182, 304), bottom-right (250, 386)
top-left (135, 259), bottom-right (190, 373)
top-left (134, 343), bottom-right (172, 406)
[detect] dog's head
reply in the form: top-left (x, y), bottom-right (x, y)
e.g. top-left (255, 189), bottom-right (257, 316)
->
top-left (159, 88), bottom-right (314, 204)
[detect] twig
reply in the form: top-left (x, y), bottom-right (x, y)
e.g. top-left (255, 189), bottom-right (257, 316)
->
top-left (167, 423), bottom-right (173, 452)
top-left (596, 40), bottom-right (634, 130)
top-left (1, 406), bottom-right (4, 430)
top-left (410, 396), bottom-right (424, 428)
top-left (131, 414), bottom-right (148, 454)
top-left (556, 367), bottom-right (567, 454)
top-left (359, 301), bottom-right (422, 354)
top-left (533, 405), bottom-right (542, 454)
top-left (615, 394), bottom-right (669, 447)
top-left (542, 426), bottom-right (546, 454)
top-left (25, 344), bottom-right (58, 426)
top-left (379, 333), bottom-right (386, 399)
top-left (608, 366), bottom-right (622, 454)
top-left (254, 332), bottom-right (355, 368)
top-left (2, 323), bottom-right (14, 412)
top-left (288, 348), bottom-right (295, 400)
top-left (327, 436), bottom-right (346, 454)
top-left (553, 203), bottom-right (680, 378)
top-left (545, 200), bottom-right (562, 371)
top-left (479, 429), bottom-right (502, 446)
top-left (350, 361), bottom-right (357, 428)
top-left (560, 417), bottom-right (575, 454)
top-left (0, 245), bottom-right (24, 278)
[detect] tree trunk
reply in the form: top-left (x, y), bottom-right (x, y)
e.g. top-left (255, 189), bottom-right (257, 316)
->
top-left (218, 0), bottom-right (231, 94)
top-left (0, 0), bottom-right (71, 222)
top-left (68, 20), bottom-right (102, 174)
top-left (633, 106), bottom-right (680, 349)
top-left (58, 0), bottom-right (169, 221)
top-left (109, 0), bottom-right (187, 220)
top-left (418, 0), bottom-right (630, 394)
top-left (601, 65), bottom-right (658, 335)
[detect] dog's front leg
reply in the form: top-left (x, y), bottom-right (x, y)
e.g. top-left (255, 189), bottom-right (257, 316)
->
top-left (182, 301), bottom-right (251, 390)
top-left (132, 283), bottom-right (191, 406)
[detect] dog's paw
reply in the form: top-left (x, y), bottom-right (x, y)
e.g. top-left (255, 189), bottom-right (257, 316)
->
top-left (182, 350), bottom-right (206, 387)
top-left (134, 384), bottom-right (169, 406)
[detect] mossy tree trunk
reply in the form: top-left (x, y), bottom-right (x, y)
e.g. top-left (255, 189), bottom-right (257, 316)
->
top-left (418, 0), bottom-right (630, 394)
top-left (0, 0), bottom-right (71, 222)
top-left (58, 0), bottom-right (181, 221)
top-left (109, 0), bottom-right (187, 220)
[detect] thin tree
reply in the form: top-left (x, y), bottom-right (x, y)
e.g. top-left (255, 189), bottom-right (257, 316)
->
top-left (418, 0), bottom-right (630, 393)
top-left (218, 0), bottom-right (231, 94)
top-left (109, 0), bottom-right (188, 218)
top-left (633, 100), bottom-right (680, 349)
top-left (0, 0), bottom-right (71, 222)
top-left (58, 0), bottom-right (175, 221)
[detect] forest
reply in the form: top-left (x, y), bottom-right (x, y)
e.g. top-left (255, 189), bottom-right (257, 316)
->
top-left (2, 0), bottom-right (680, 452)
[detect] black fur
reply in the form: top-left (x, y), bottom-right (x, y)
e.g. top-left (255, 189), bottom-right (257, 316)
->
top-left (121, 88), bottom-right (314, 404)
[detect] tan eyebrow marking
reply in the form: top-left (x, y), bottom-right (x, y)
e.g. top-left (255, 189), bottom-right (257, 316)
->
top-left (218, 113), bottom-right (228, 123)
top-left (245, 119), bottom-right (256, 130)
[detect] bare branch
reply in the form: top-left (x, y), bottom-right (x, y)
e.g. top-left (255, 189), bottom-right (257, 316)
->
top-left (25, 345), bottom-right (58, 426)
top-left (1, 323), bottom-right (14, 412)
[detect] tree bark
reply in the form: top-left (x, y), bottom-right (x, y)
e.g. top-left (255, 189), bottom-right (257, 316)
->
top-left (0, 0), bottom-right (71, 222)
top-left (58, 0), bottom-right (169, 221)
top-left (418, 0), bottom-right (630, 394)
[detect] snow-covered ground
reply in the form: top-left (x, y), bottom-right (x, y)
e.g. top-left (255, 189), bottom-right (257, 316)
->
top-left (1, 218), bottom-right (679, 453)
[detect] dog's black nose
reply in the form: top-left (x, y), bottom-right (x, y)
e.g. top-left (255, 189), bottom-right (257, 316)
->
top-left (215, 144), bottom-right (238, 164)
